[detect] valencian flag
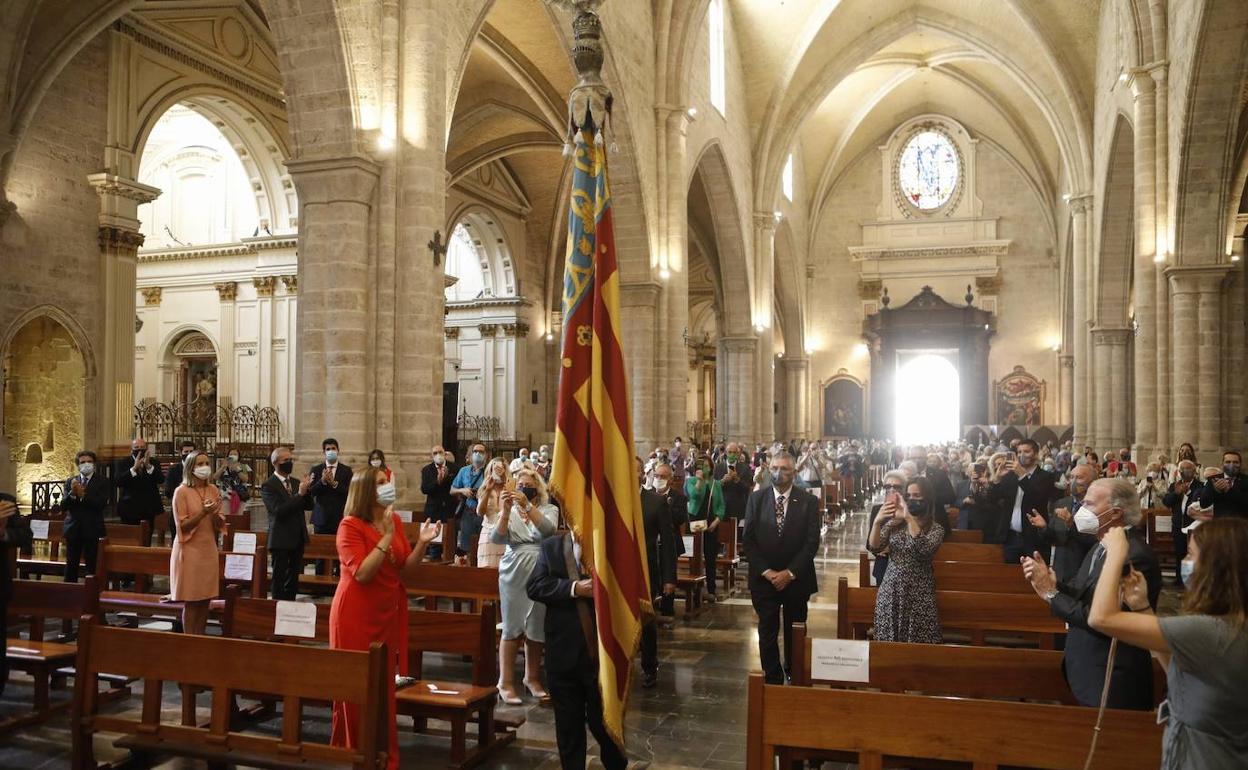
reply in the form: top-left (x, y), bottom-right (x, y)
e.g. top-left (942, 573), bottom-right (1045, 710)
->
top-left (549, 109), bottom-right (652, 746)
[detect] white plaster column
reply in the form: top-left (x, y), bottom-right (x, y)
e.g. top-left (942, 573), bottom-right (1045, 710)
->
top-left (656, 106), bottom-right (690, 441)
top-left (501, 323), bottom-right (529, 441)
top-left (753, 212), bottom-right (776, 442)
top-left (214, 281), bottom-right (238, 407)
top-left (253, 276), bottom-right (277, 408)
top-left (1069, 194), bottom-right (1093, 445)
top-left (1129, 72), bottom-right (1158, 457)
top-left (719, 335), bottom-right (758, 441)
top-left (88, 173), bottom-right (160, 444)
top-left (1167, 265), bottom-right (1231, 454)
top-left (620, 281), bottom-right (661, 451)
top-left (781, 355), bottom-right (810, 439)
top-left (1091, 327), bottom-right (1131, 450)
top-left (285, 156), bottom-right (380, 459)
top-left (1058, 354), bottom-right (1074, 425)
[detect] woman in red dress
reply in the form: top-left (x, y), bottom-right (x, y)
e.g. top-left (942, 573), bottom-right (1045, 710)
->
top-left (329, 467), bottom-right (440, 769)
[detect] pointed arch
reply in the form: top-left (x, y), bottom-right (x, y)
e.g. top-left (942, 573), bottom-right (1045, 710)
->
top-left (688, 140), bottom-right (752, 335)
top-left (1096, 116), bottom-right (1135, 326)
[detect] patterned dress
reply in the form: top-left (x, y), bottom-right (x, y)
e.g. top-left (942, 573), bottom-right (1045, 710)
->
top-left (870, 521), bottom-right (945, 643)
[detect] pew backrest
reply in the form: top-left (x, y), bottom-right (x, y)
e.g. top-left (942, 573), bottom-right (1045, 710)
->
top-left (6, 576), bottom-right (101, 639)
top-left (406, 602), bottom-right (498, 687)
top-left (402, 563), bottom-right (501, 602)
top-left (97, 541), bottom-right (268, 599)
top-left (221, 588), bottom-right (332, 644)
top-left (857, 551), bottom-right (1033, 593)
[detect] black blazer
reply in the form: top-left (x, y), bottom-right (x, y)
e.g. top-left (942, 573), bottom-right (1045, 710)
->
top-left (920, 467), bottom-right (956, 510)
top-left (1037, 494), bottom-right (1097, 583)
top-left (639, 488), bottom-right (678, 596)
top-left (742, 486), bottom-right (821, 597)
top-left (308, 463), bottom-right (352, 530)
top-left (989, 467), bottom-right (1060, 557)
top-left (1163, 478), bottom-right (1205, 532)
top-left (1197, 473), bottom-right (1248, 518)
top-left (261, 474), bottom-right (312, 551)
top-left (1051, 528), bottom-right (1161, 709)
top-left (61, 473), bottom-right (112, 543)
top-left (419, 462), bottom-right (456, 522)
top-left (713, 459), bottom-right (752, 518)
top-left (1, 491), bottom-right (32, 603)
top-left (112, 457), bottom-right (166, 520)
top-left (163, 460), bottom-right (184, 501)
top-left (527, 532), bottom-right (594, 674)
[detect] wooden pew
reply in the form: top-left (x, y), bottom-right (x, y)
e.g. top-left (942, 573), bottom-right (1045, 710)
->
top-left (745, 671), bottom-right (1162, 770)
top-left (18, 521), bottom-right (149, 580)
top-left (1143, 506), bottom-right (1176, 569)
top-left (3, 577), bottom-right (103, 729)
top-left (674, 530), bottom-right (707, 618)
top-left (71, 621), bottom-right (390, 770)
top-left (944, 528), bottom-right (984, 543)
top-left (676, 518), bottom-right (740, 597)
top-left (836, 576), bottom-right (1066, 648)
top-left (857, 551), bottom-right (1033, 593)
top-left (95, 540), bottom-right (267, 622)
top-left (299, 533), bottom-right (343, 595)
top-left (402, 563), bottom-right (500, 612)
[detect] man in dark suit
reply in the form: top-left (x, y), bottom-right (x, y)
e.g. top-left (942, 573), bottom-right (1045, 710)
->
top-left (1197, 450), bottom-right (1248, 519)
top-left (61, 449), bottom-right (112, 583)
top-left (990, 438), bottom-right (1060, 563)
top-left (261, 446), bottom-right (313, 600)
top-left (163, 440), bottom-right (196, 500)
top-left (713, 441), bottom-right (752, 520)
top-left (1029, 462), bottom-right (1099, 582)
top-left (639, 463), bottom-right (678, 687)
top-left (420, 444), bottom-right (455, 558)
top-left (913, 450), bottom-right (956, 510)
top-left (1023, 477), bottom-right (1161, 709)
top-left (309, 438), bottom-right (351, 573)
top-left (742, 452), bottom-right (821, 685)
top-left (526, 532), bottom-right (628, 770)
top-left (113, 438), bottom-right (165, 541)
top-left (1162, 459), bottom-right (1203, 586)
top-left (1, 492), bottom-right (31, 694)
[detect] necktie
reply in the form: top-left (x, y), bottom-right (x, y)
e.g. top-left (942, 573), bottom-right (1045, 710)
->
top-left (775, 493), bottom-right (786, 534)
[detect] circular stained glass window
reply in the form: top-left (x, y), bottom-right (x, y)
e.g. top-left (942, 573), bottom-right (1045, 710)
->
top-left (897, 130), bottom-right (959, 210)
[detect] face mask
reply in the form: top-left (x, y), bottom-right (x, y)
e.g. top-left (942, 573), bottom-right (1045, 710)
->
top-left (654, 478), bottom-right (669, 493)
top-left (540, 452), bottom-right (549, 461)
top-left (325, 450), bottom-right (338, 464)
top-left (1179, 559), bottom-right (1195, 584)
top-left (433, 453), bottom-right (445, 465)
top-left (472, 452), bottom-right (485, 466)
top-left (492, 472), bottom-right (504, 484)
top-left (770, 470), bottom-right (792, 487)
top-left (1224, 464), bottom-right (1239, 476)
top-left (132, 449), bottom-right (143, 458)
top-left (229, 455), bottom-right (239, 463)
top-left (906, 499), bottom-right (926, 515)
top-left (529, 454), bottom-right (539, 462)
top-left (181, 450), bottom-right (193, 459)
top-left (1073, 506), bottom-right (1107, 534)
top-left (370, 458), bottom-right (382, 468)
top-left (1042, 463), bottom-right (1054, 472)
top-left (727, 453), bottom-right (738, 463)
top-left (193, 465), bottom-right (211, 480)
top-left (277, 460), bottom-right (294, 475)
top-left (376, 483), bottom-right (396, 505)
top-left (78, 462), bottom-right (94, 476)
top-left (519, 486), bottom-right (539, 501)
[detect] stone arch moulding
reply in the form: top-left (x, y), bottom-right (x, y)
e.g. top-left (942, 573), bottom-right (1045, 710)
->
top-left (819, 369), bottom-right (868, 439)
top-left (445, 204), bottom-right (519, 299)
top-left (688, 139), bottom-right (754, 336)
top-left (159, 325), bottom-right (220, 366)
top-left (879, 114), bottom-right (978, 221)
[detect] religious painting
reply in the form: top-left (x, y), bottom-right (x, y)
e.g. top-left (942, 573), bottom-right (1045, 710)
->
top-left (994, 366), bottom-right (1043, 426)
top-left (823, 376), bottom-right (864, 438)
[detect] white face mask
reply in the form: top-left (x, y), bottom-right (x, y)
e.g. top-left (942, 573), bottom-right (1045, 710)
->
top-left (376, 483), bottom-right (396, 505)
top-left (193, 465), bottom-right (211, 480)
top-left (654, 478), bottom-right (669, 493)
top-left (1180, 559), bottom-right (1195, 584)
top-left (78, 462), bottom-right (94, 476)
top-left (492, 472), bottom-right (504, 484)
top-left (370, 458), bottom-right (383, 468)
top-left (433, 453), bottom-right (445, 465)
top-left (1073, 505), bottom-right (1106, 535)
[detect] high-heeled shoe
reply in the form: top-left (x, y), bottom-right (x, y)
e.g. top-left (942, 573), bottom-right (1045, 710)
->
top-left (523, 680), bottom-right (551, 702)
top-left (496, 686), bottom-right (523, 706)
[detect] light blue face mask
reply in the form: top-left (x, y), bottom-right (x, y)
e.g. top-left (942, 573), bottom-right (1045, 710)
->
top-left (325, 449), bottom-right (338, 463)
top-left (1180, 559), bottom-right (1195, 584)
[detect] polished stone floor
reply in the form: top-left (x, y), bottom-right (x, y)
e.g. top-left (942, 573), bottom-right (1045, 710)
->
top-left (0, 500), bottom-right (1182, 769)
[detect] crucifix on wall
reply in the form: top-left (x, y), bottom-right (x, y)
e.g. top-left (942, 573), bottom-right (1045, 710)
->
top-left (428, 229), bottom-right (447, 267)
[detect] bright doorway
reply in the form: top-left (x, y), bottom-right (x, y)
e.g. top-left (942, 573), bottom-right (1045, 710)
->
top-left (894, 350), bottom-right (960, 444)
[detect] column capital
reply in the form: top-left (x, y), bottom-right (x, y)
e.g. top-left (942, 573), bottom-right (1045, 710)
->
top-left (215, 281), bottom-right (238, 302)
top-left (284, 155), bottom-right (380, 205)
top-left (500, 322), bottom-right (530, 338)
top-left (253, 276), bottom-right (276, 297)
top-left (618, 280), bottom-right (661, 308)
top-left (1090, 326), bottom-right (1132, 345)
top-left (1058, 354), bottom-right (1074, 368)
top-left (1068, 193), bottom-right (1094, 215)
top-left (719, 334), bottom-right (758, 353)
top-left (779, 355), bottom-right (810, 371)
top-left (752, 211), bottom-right (778, 232)
top-left (87, 172), bottom-right (161, 232)
top-left (1165, 264), bottom-right (1232, 294)
top-left (140, 286), bottom-right (162, 306)
top-left (98, 226), bottom-right (145, 252)
top-left (280, 274), bottom-right (298, 294)
top-left (1127, 67), bottom-right (1157, 98)
top-left (478, 323), bottom-right (498, 337)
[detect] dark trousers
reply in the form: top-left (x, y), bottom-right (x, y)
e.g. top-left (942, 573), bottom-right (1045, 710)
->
top-left (640, 619), bottom-right (658, 675)
top-left (1003, 529), bottom-right (1026, 564)
top-left (0, 595), bottom-right (8, 694)
top-left (752, 588), bottom-right (809, 684)
top-left (703, 529), bottom-right (719, 595)
top-left (549, 657), bottom-right (627, 770)
top-left (271, 547), bottom-right (303, 600)
top-left (63, 537), bottom-right (98, 583)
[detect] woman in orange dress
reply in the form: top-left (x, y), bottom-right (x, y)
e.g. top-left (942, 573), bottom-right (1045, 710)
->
top-left (170, 451), bottom-right (224, 634)
top-left (329, 467), bottom-right (440, 770)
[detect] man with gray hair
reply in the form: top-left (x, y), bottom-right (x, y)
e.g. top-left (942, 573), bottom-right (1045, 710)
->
top-left (1022, 477), bottom-right (1161, 709)
top-left (261, 446), bottom-right (313, 600)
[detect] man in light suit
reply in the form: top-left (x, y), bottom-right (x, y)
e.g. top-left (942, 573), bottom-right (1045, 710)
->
top-left (1023, 477), bottom-right (1161, 709)
top-left (261, 446), bottom-right (313, 600)
top-left (742, 451), bottom-right (821, 685)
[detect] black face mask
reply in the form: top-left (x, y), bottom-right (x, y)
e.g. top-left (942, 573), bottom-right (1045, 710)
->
top-left (277, 460), bottom-right (294, 475)
top-left (519, 486), bottom-right (539, 502)
top-left (132, 449), bottom-right (144, 458)
top-left (906, 499), bottom-right (926, 515)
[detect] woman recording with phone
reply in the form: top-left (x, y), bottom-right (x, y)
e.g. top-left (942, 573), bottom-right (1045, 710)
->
top-left (1088, 517), bottom-right (1248, 769)
top-left (868, 476), bottom-right (945, 643)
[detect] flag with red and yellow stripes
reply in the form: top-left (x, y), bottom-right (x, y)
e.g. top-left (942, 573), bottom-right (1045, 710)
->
top-left (549, 121), bottom-right (652, 747)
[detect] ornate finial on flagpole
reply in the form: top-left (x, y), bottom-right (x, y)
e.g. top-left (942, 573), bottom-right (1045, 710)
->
top-left (548, 0), bottom-right (613, 142)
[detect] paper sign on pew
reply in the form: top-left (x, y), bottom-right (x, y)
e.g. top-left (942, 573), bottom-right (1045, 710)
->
top-left (682, 535), bottom-right (695, 555)
top-left (395, 510), bottom-right (414, 523)
top-left (30, 519), bottom-right (50, 540)
top-left (232, 532), bottom-right (257, 554)
top-left (810, 638), bottom-right (871, 683)
top-left (223, 554), bottom-right (254, 581)
top-left (1153, 515), bottom-right (1173, 533)
top-left (274, 600), bottom-right (318, 638)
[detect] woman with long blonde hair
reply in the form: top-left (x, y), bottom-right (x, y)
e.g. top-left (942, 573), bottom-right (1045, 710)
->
top-left (475, 458), bottom-right (510, 568)
top-left (170, 451), bottom-right (223, 634)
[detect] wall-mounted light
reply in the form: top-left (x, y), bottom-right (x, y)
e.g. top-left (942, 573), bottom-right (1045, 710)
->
top-left (1233, 255), bottom-right (1242, 263)
top-left (1061, 193), bottom-right (1071, 202)
top-left (376, 133), bottom-right (395, 152)
top-left (686, 106), bottom-right (698, 120)
top-left (773, 211), bottom-right (783, 223)
top-left (1153, 253), bottom-right (1166, 264)
top-left (544, 332), bottom-right (554, 342)
top-left (659, 268), bottom-right (671, 280)
top-left (1118, 72), bottom-right (1129, 83)
top-left (803, 346), bottom-right (813, 356)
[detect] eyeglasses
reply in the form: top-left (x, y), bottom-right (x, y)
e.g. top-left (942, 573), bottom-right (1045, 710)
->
top-left (883, 484), bottom-right (904, 491)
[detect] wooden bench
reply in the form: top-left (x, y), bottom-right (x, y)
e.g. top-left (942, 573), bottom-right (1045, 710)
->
top-left (857, 550), bottom-right (1033, 593)
top-left (71, 621), bottom-right (390, 770)
top-left (944, 528), bottom-right (984, 543)
top-left (95, 540), bottom-right (267, 623)
top-left (402, 563), bottom-right (501, 612)
top-left (836, 576), bottom-right (1066, 648)
top-left (18, 521), bottom-right (149, 580)
top-left (1143, 506), bottom-right (1176, 569)
top-left (745, 671), bottom-right (1162, 770)
top-left (674, 530), bottom-right (707, 618)
top-left (3, 577), bottom-right (103, 729)
top-left (299, 533), bottom-right (344, 595)
top-left (677, 517), bottom-right (740, 597)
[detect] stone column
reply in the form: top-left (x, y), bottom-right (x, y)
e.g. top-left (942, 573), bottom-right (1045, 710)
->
top-left (1130, 72), bottom-right (1158, 457)
top-left (718, 335), bottom-right (758, 441)
top-left (285, 156), bottom-right (380, 459)
top-left (620, 281), bottom-right (661, 451)
top-left (781, 355), bottom-right (810, 439)
top-left (1167, 265), bottom-right (1230, 454)
top-left (753, 213), bottom-right (776, 442)
top-left (1091, 327), bottom-right (1131, 450)
top-left (1151, 64), bottom-right (1172, 452)
top-left (1196, 273), bottom-right (1228, 451)
top-left (214, 281), bottom-right (238, 407)
top-left (87, 173), bottom-right (160, 444)
top-left (1058, 354), bottom-right (1074, 425)
top-left (656, 106), bottom-right (690, 442)
top-left (1069, 194), bottom-right (1093, 445)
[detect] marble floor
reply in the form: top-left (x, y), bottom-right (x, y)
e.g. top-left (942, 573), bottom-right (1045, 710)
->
top-left (0, 502), bottom-right (1181, 769)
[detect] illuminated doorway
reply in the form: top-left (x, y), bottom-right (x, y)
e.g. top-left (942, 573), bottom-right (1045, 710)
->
top-left (894, 350), bottom-right (959, 444)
